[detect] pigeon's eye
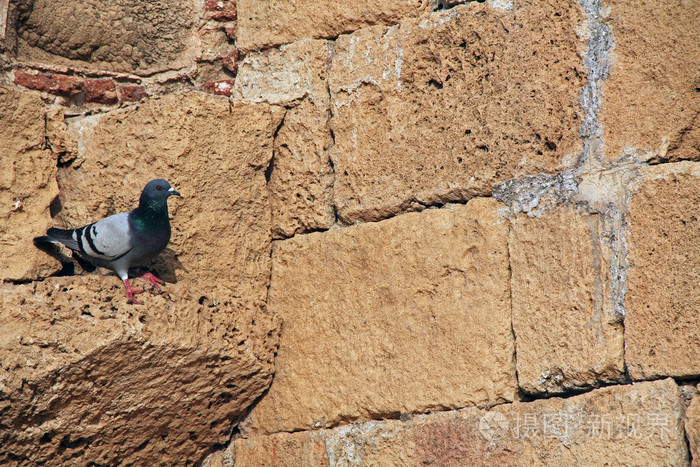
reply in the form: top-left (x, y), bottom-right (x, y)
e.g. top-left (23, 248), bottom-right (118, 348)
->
top-left (156, 185), bottom-right (163, 191)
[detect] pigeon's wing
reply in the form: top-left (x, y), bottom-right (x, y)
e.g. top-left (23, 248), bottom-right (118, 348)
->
top-left (47, 212), bottom-right (134, 261)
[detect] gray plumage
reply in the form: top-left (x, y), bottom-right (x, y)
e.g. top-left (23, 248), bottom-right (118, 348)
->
top-left (34, 179), bottom-right (181, 304)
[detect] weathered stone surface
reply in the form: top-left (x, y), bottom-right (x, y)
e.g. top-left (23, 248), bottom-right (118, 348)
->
top-left (10, 0), bottom-right (197, 74)
top-left (116, 84), bottom-right (149, 103)
top-left (624, 162), bottom-right (700, 380)
top-left (0, 85), bottom-right (59, 281)
top-left (57, 93), bottom-right (283, 301)
top-left (329, 2), bottom-right (585, 223)
top-left (13, 69), bottom-right (83, 97)
top-left (270, 99), bottom-right (335, 238)
top-left (232, 430), bottom-right (329, 466)
top-left (205, 0), bottom-right (236, 21)
top-left (233, 39), bottom-right (332, 107)
top-left (84, 78), bottom-right (117, 104)
top-left (234, 379), bottom-right (688, 466)
top-left (242, 198), bottom-right (516, 434)
top-left (601, 0), bottom-right (700, 162)
top-left (687, 387), bottom-right (700, 467)
top-left (201, 79), bottom-right (235, 96)
top-left (509, 205), bottom-right (624, 394)
top-left (45, 104), bottom-right (79, 165)
top-left (236, 0), bottom-right (430, 53)
top-left (0, 0), bottom-right (9, 48)
top-left (0, 279), bottom-right (274, 466)
top-left (234, 39), bottom-right (335, 238)
top-left (221, 50), bottom-right (239, 75)
top-left (0, 94), bottom-right (283, 465)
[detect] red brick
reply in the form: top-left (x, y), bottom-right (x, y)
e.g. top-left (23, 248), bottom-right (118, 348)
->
top-left (222, 50), bottom-right (239, 75)
top-left (117, 85), bottom-right (149, 103)
top-left (205, 0), bottom-right (237, 21)
top-left (201, 80), bottom-right (235, 96)
top-left (84, 78), bottom-right (117, 104)
top-left (13, 69), bottom-right (83, 97)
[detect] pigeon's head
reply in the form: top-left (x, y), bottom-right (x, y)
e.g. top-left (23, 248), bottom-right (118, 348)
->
top-left (140, 179), bottom-right (181, 207)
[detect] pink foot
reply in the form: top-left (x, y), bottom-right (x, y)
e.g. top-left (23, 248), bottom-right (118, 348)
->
top-left (139, 271), bottom-right (165, 293)
top-left (123, 279), bottom-right (145, 305)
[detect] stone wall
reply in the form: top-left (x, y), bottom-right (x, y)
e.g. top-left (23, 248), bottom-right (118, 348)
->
top-left (0, 0), bottom-right (698, 465)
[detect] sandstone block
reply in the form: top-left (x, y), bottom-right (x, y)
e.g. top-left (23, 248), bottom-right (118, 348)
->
top-left (10, 0), bottom-right (197, 74)
top-left (270, 99), bottom-right (335, 238)
top-left (45, 104), bottom-right (79, 165)
top-left (232, 430), bottom-right (329, 466)
top-left (687, 388), bottom-right (700, 467)
top-left (233, 379), bottom-right (688, 466)
top-left (509, 205), bottom-right (624, 394)
top-left (624, 162), bottom-right (700, 380)
top-left (198, 26), bottom-right (232, 63)
top-left (243, 198), bottom-right (516, 434)
top-left (601, 0), bottom-right (700, 162)
top-left (233, 39), bottom-right (332, 108)
top-left (329, 2), bottom-right (585, 223)
top-left (0, 85), bottom-right (59, 281)
top-left (235, 39), bottom-right (335, 238)
top-left (236, 0), bottom-right (430, 53)
top-left (0, 94), bottom-right (283, 465)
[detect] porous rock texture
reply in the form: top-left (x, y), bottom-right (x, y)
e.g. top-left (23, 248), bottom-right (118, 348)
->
top-left (241, 198), bottom-right (517, 435)
top-left (687, 388), bottom-right (700, 466)
top-left (233, 39), bottom-right (335, 238)
top-left (8, 0), bottom-right (198, 74)
top-left (509, 205), bottom-right (624, 395)
top-left (0, 93), bottom-right (283, 465)
top-left (601, 0), bottom-right (700, 162)
top-left (231, 378), bottom-right (688, 466)
top-left (0, 85), bottom-right (59, 281)
top-left (236, 0), bottom-right (430, 53)
top-left (329, 1), bottom-right (585, 224)
top-left (3, 0), bottom-right (700, 464)
top-left (624, 162), bottom-right (700, 380)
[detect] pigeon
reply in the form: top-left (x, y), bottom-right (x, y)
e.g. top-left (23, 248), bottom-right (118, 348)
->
top-left (34, 179), bottom-right (181, 304)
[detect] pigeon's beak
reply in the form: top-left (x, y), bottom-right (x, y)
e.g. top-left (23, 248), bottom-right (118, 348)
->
top-left (169, 187), bottom-right (182, 197)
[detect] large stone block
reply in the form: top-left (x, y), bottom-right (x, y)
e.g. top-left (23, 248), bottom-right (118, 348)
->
top-left (233, 379), bottom-right (687, 466)
top-left (624, 162), bottom-right (700, 380)
top-left (509, 205), bottom-right (624, 394)
top-left (329, 1), bottom-right (585, 223)
top-left (0, 94), bottom-right (283, 465)
top-left (236, 0), bottom-right (430, 53)
top-left (687, 388), bottom-right (700, 467)
top-left (601, 0), bottom-right (700, 162)
top-left (230, 430), bottom-right (329, 466)
top-left (0, 86), bottom-right (59, 281)
top-left (242, 198), bottom-right (516, 435)
top-left (270, 99), bottom-right (335, 238)
top-left (233, 39), bottom-right (332, 108)
top-left (8, 0), bottom-right (197, 74)
top-left (234, 40), bottom-right (335, 238)
top-left (57, 94), bottom-right (284, 300)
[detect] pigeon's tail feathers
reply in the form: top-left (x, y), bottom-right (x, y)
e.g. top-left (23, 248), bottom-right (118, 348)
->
top-left (33, 235), bottom-right (58, 246)
top-left (44, 227), bottom-right (81, 251)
